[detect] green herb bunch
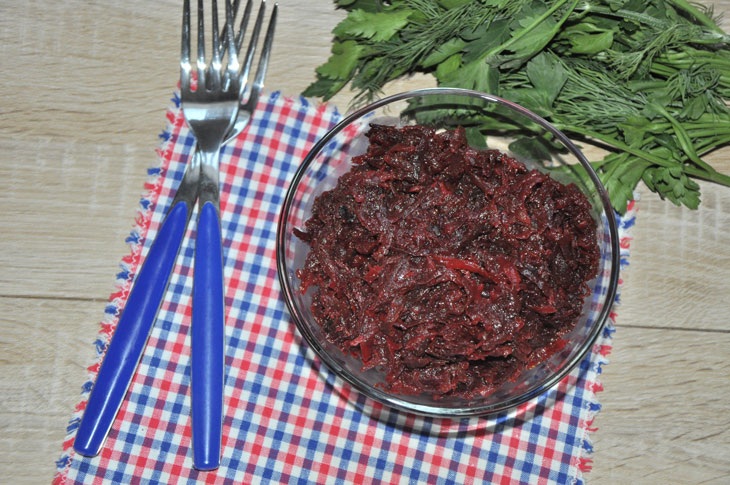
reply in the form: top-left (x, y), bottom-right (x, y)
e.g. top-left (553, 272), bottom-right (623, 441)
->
top-left (304, 0), bottom-right (730, 213)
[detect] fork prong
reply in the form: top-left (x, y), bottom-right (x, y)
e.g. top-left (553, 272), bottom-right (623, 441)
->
top-left (181, 0), bottom-right (192, 91)
top-left (225, 0), bottom-right (239, 80)
top-left (235, 0), bottom-right (254, 55)
top-left (209, 0), bottom-right (222, 89)
top-left (197, 0), bottom-right (206, 89)
top-left (239, 0), bottom-right (265, 90)
top-left (247, 3), bottom-right (277, 103)
top-left (217, 0), bottom-right (241, 59)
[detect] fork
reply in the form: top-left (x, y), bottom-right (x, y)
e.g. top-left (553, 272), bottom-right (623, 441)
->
top-left (72, 0), bottom-right (275, 467)
top-left (181, 0), bottom-right (243, 471)
top-left (181, 0), bottom-right (275, 471)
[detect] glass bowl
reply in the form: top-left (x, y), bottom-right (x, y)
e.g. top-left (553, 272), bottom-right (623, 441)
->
top-left (276, 88), bottom-right (620, 417)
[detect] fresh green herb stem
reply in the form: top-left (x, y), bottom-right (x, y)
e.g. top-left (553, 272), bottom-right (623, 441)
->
top-left (652, 60), bottom-right (730, 89)
top-left (667, 0), bottom-right (724, 34)
top-left (556, 125), bottom-right (670, 167)
top-left (665, 50), bottom-right (730, 68)
top-left (697, 134), bottom-right (730, 155)
top-left (640, 123), bottom-right (730, 135)
top-left (650, 103), bottom-right (717, 173)
top-left (573, 4), bottom-right (666, 29)
top-left (687, 128), bottom-right (730, 138)
top-left (485, 0), bottom-right (578, 57)
top-left (650, 63), bottom-right (678, 77)
top-left (560, 124), bottom-right (730, 185)
top-left (658, 57), bottom-right (730, 72)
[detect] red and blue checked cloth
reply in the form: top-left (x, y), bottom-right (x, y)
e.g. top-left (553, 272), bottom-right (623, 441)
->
top-left (55, 91), bottom-right (636, 484)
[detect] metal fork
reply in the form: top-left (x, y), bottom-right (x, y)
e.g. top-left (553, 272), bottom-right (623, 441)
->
top-left (72, 0), bottom-right (275, 468)
top-left (183, 0), bottom-right (275, 470)
top-left (180, 0), bottom-right (244, 471)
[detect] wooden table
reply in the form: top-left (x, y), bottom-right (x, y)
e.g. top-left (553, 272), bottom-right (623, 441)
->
top-left (1, 1), bottom-right (728, 482)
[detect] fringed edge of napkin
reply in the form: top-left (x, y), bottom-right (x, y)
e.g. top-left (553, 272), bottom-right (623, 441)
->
top-left (53, 91), bottom-right (342, 485)
top-left (52, 91), bottom-right (184, 485)
top-left (571, 196), bottom-right (637, 485)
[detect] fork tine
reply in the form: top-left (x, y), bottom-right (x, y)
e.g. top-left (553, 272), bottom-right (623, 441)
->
top-left (209, 0), bottom-right (222, 89)
top-left (246, 3), bottom-right (277, 104)
top-left (181, 0), bottom-right (192, 91)
top-left (197, 0), bottom-right (206, 89)
top-left (225, 0), bottom-right (239, 79)
top-left (217, 0), bottom-right (241, 59)
top-left (234, 0), bottom-right (254, 55)
top-left (230, 0), bottom-right (243, 30)
top-left (239, 1), bottom-right (265, 90)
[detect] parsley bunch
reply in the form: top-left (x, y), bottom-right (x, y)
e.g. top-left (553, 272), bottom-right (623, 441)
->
top-left (304, 0), bottom-right (730, 213)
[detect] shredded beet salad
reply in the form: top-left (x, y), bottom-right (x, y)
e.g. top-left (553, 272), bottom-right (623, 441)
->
top-left (294, 124), bottom-right (600, 399)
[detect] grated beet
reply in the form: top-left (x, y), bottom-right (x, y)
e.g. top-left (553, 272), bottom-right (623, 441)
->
top-left (295, 124), bottom-right (600, 399)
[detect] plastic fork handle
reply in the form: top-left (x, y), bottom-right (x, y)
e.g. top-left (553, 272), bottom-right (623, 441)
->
top-left (73, 200), bottom-right (190, 457)
top-left (191, 201), bottom-right (225, 471)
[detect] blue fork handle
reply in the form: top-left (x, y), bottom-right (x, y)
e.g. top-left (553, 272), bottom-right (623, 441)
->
top-left (73, 199), bottom-right (192, 457)
top-left (191, 200), bottom-right (225, 470)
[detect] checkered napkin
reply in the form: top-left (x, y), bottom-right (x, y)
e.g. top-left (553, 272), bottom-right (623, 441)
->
top-left (55, 91), bottom-right (636, 485)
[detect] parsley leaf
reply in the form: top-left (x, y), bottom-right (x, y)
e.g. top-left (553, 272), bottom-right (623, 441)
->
top-left (315, 41), bottom-right (364, 80)
top-left (526, 52), bottom-right (568, 105)
top-left (333, 9), bottom-right (413, 42)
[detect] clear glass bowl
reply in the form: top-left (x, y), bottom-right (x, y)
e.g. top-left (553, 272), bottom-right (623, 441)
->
top-left (276, 88), bottom-right (620, 417)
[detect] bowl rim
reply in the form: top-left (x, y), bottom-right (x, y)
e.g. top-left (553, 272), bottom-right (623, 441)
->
top-left (276, 87), bottom-right (621, 417)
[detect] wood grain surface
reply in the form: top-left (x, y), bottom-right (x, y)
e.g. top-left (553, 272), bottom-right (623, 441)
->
top-left (1, 1), bottom-right (728, 483)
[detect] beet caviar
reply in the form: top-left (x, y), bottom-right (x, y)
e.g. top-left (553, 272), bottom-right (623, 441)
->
top-left (294, 124), bottom-right (600, 399)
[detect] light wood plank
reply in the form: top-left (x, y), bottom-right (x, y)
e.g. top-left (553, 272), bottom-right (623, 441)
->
top-left (591, 327), bottom-right (730, 483)
top-left (0, 139), bottom-right (156, 299)
top-left (619, 177), bottom-right (730, 333)
top-left (0, 0), bottom-right (179, 299)
top-left (0, 297), bottom-right (105, 483)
